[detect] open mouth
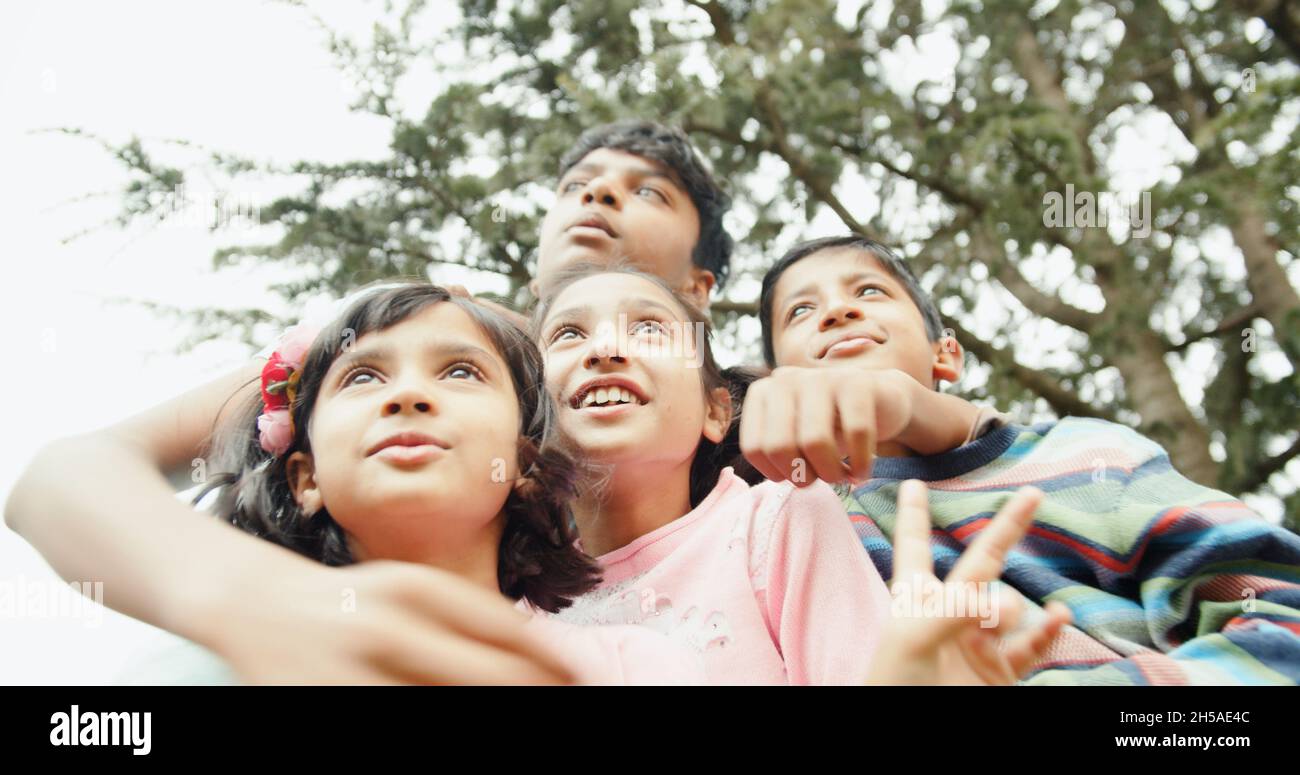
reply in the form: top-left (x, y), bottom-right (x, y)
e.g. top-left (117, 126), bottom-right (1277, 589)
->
top-left (569, 381), bottom-right (648, 409)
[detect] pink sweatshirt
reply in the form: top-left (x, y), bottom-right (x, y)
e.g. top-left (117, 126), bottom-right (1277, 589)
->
top-left (547, 469), bottom-right (893, 685)
top-left (522, 616), bottom-right (708, 685)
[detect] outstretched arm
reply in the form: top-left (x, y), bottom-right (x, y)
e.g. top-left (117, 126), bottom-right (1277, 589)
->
top-left (5, 360), bottom-right (574, 684)
top-left (5, 359), bottom-right (265, 631)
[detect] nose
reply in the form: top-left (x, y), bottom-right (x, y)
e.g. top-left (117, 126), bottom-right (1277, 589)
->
top-left (583, 322), bottom-right (628, 369)
top-left (819, 300), bottom-right (864, 331)
top-left (381, 381), bottom-right (437, 417)
top-left (582, 177), bottom-right (621, 209)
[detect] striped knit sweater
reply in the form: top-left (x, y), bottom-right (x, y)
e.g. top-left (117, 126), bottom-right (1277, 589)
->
top-left (841, 416), bottom-right (1300, 685)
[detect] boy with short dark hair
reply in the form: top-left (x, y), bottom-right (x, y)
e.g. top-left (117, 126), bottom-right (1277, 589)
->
top-left (534, 120), bottom-right (733, 310)
top-left (747, 234), bottom-right (1300, 684)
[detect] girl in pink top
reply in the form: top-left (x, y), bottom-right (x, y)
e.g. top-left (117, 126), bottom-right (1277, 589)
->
top-left (532, 265), bottom-right (892, 684)
top-left (533, 264), bottom-right (1071, 685)
top-left (196, 281), bottom-right (704, 684)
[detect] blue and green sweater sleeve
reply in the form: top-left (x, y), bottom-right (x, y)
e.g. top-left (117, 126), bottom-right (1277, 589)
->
top-left (843, 418), bottom-right (1300, 685)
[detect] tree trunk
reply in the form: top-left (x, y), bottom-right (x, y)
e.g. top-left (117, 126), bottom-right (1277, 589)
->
top-left (1109, 330), bottom-right (1223, 486)
top-left (1229, 197), bottom-right (1300, 366)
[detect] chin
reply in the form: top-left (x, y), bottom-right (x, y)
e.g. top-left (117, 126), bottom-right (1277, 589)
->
top-left (559, 242), bottom-right (621, 268)
top-left (566, 435), bottom-right (647, 465)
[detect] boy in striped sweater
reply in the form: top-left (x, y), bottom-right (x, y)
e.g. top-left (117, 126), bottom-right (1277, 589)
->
top-left (744, 234), bottom-right (1300, 684)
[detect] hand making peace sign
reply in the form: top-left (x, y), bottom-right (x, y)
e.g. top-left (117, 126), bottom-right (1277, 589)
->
top-left (866, 480), bottom-right (1074, 685)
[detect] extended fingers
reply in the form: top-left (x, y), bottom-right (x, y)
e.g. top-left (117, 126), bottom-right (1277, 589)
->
top-left (892, 479), bottom-right (936, 583)
top-left (949, 487), bottom-right (1043, 586)
top-left (1003, 602), bottom-right (1072, 678)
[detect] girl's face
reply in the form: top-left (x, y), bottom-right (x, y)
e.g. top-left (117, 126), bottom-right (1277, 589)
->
top-left (539, 273), bottom-right (729, 471)
top-left (286, 303), bottom-right (522, 560)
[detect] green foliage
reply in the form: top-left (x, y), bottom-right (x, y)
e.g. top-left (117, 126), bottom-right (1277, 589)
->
top-left (67, 0), bottom-right (1300, 530)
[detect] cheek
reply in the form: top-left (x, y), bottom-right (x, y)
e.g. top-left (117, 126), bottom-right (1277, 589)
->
top-left (305, 410), bottom-right (353, 478)
top-left (772, 328), bottom-right (806, 367)
top-left (480, 398), bottom-right (524, 470)
top-left (542, 353), bottom-right (572, 400)
top-left (311, 448), bottom-right (358, 513)
top-left (658, 367), bottom-right (709, 429)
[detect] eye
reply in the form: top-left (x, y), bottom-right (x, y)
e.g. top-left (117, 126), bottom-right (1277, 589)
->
top-left (547, 325), bottom-right (583, 345)
top-left (636, 186), bottom-right (666, 202)
top-left (341, 367), bottom-right (381, 387)
top-left (630, 319), bottom-right (669, 336)
top-left (858, 284), bottom-right (886, 298)
top-left (444, 362), bottom-right (485, 381)
top-left (560, 179), bottom-right (587, 194)
top-left (788, 303), bottom-right (813, 321)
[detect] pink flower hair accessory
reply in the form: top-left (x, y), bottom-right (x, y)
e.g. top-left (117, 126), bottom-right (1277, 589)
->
top-left (258, 323), bottom-right (323, 456)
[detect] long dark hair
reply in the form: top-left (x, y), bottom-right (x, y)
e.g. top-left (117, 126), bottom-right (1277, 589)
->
top-left (198, 282), bottom-right (600, 612)
top-left (531, 262), bottom-right (757, 506)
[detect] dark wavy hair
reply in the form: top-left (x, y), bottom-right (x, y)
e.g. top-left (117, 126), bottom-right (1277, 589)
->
top-left (531, 262), bottom-right (759, 506)
top-left (560, 120), bottom-right (735, 289)
top-left (198, 282), bottom-right (600, 612)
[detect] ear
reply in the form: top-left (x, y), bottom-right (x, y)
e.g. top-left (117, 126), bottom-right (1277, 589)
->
top-left (682, 268), bottom-right (715, 312)
top-left (527, 277), bottom-right (540, 300)
top-left (702, 385), bottom-right (733, 444)
top-left (285, 451), bottom-right (324, 517)
top-left (931, 332), bottom-right (964, 386)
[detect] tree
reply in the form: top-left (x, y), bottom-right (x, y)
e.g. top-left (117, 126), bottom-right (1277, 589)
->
top-left (65, 0), bottom-right (1300, 529)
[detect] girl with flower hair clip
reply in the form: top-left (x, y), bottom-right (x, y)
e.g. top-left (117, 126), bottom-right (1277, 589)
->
top-left (155, 281), bottom-right (704, 684)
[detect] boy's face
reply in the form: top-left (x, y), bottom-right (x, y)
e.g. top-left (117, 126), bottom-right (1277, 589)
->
top-left (287, 303), bottom-right (521, 562)
top-left (534, 148), bottom-right (713, 309)
top-left (768, 247), bottom-right (962, 388)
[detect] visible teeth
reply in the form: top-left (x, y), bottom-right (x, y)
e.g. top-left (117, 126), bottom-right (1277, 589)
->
top-left (576, 385), bottom-right (645, 407)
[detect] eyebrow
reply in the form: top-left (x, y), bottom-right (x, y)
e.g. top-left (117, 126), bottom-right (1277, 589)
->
top-left (778, 270), bottom-right (896, 310)
top-left (328, 340), bottom-right (503, 381)
top-left (565, 162), bottom-right (682, 190)
top-left (543, 296), bottom-right (685, 331)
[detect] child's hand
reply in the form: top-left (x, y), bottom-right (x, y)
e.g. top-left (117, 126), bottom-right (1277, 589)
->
top-left (739, 366), bottom-right (919, 485)
top-left (866, 480), bottom-right (1072, 685)
top-left (191, 556), bottom-right (576, 685)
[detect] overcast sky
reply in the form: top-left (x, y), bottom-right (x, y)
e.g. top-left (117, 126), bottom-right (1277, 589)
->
top-left (0, 0), bottom-right (416, 684)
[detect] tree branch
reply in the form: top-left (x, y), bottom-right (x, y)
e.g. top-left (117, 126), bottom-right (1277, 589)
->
top-left (751, 88), bottom-right (878, 239)
top-left (970, 227), bottom-right (1104, 333)
top-left (1235, 434), bottom-right (1300, 493)
top-left (1168, 305), bottom-right (1262, 353)
top-left (1012, 23), bottom-right (1097, 175)
top-left (945, 317), bottom-right (1117, 421)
